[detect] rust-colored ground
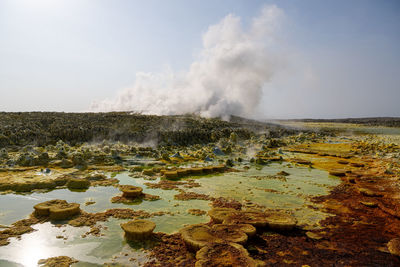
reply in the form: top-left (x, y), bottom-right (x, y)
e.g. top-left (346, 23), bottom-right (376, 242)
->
top-left (146, 141), bottom-right (400, 266)
top-left (2, 141), bottom-right (399, 266)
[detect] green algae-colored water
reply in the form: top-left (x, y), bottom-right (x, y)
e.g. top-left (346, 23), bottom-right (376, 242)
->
top-left (0, 162), bottom-right (340, 267)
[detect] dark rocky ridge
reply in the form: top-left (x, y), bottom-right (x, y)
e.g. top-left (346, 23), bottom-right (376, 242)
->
top-left (0, 112), bottom-right (298, 148)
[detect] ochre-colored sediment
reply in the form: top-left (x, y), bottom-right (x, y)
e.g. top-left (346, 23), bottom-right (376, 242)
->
top-left (66, 178), bottom-right (90, 190)
top-left (143, 140), bottom-right (400, 266)
top-left (111, 185), bottom-right (160, 203)
top-left (179, 224), bottom-right (221, 251)
top-left (144, 233), bottom-right (196, 267)
top-left (195, 242), bottom-right (261, 267)
top-left (88, 177), bottom-right (119, 187)
top-left (48, 203), bottom-right (80, 220)
top-left (0, 215), bottom-right (43, 246)
top-left (34, 199), bottom-right (81, 220)
top-left (211, 226), bottom-right (248, 244)
top-left (188, 209), bottom-right (207, 216)
top-left (37, 256), bottom-right (78, 267)
top-left (120, 185), bottom-right (143, 197)
top-left (145, 179), bottom-right (183, 190)
top-left (34, 199), bottom-right (65, 216)
top-left (189, 167), bottom-right (203, 175)
top-left (387, 238), bottom-right (400, 257)
top-left (111, 193), bottom-right (160, 203)
top-left (264, 210), bottom-right (297, 231)
top-left (246, 177), bottom-right (400, 266)
top-left (212, 224), bottom-right (257, 237)
top-left (177, 169), bottom-right (189, 177)
top-left (0, 168), bottom-right (71, 193)
top-left (121, 219), bottom-right (156, 240)
top-left (207, 207), bottom-right (236, 223)
top-left (291, 158), bottom-right (312, 165)
top-left (144, 179), bottom-right (201, 190)
top-left (211, 197), bottom-right (242, 210)
top-left (68, 208), bottom-right (173, 227)
top-left (328, 169), bottom-right (347, 177)
top-left (0, 167), bottom-right (116, 193)
top-left (1, 130), bottom-right (400, 266)
top-left (247, 141), bottom-right (400, 266)
top-left (164, 170), bottom-right (178, 180)
top-left (162, 165), bottom-right (226, 180)
top-left (175, 191), bottom-right (246, 206)
top-left (174, 191), bottom-right (212, 201)
top-left (1, 205), bottom-right (173, 247)
top-left (223, 210), bottom-right (269, 228)
top-left (81, 224), bottom-right (104, 238)
top-left (179, 221), bottom-right (255, 252)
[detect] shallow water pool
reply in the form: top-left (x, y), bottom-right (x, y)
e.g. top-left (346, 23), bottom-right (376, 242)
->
top-left (0, 162), bottom-right (339, 266)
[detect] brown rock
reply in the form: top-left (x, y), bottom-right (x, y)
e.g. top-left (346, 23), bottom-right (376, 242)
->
top-left (387, 238), bottom-right (400, 257)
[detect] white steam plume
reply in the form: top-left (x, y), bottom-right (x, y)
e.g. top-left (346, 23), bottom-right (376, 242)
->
top-left (91, 5), bottom-right (284, 118)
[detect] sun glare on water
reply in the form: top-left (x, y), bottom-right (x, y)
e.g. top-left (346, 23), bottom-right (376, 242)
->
top-left (8, 231), bottom-right (52, 267)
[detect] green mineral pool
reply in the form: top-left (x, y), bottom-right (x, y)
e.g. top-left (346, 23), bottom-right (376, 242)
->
top-left (0, 162), bottom-right (340, 267)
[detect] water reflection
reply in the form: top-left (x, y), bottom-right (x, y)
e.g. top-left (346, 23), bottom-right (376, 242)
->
top-left (0, 163), bottom-right (340, 265)
top-left (0, 223), bottom-right (94, 267)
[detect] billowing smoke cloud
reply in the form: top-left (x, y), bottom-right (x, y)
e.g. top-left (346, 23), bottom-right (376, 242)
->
top-left (91, 5), bottom-right (284, 118)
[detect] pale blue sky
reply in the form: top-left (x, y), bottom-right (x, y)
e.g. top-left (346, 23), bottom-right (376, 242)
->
top-left (0, 0), bottom-right (399, 118)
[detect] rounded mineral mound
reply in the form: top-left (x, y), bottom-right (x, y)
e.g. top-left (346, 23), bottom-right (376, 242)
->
top-left (212, 165), bottom-right (225, 172)
top-left (34, 199), bottom-right (80, 220)
top-left (190, 167), bottom-right (203, 175)
top-left (223, 211), bottom-right (268, 228)
top-left (179, 224), bottom-right (221, 251)
top-left (264, 211), bottom-right (297, 231)
top-left (142, 169), bottom-right (154, 176)
top-left (49, 203), bottom-right (80, 220)
top-left (195, 242), bottom-right (260, 267)
top-left (120, 185), bottom-right (143, 198)
top-left (212, 223), bottom-right (256, 237)
top-left (211, 225), bottom-right (248, 244)
top-left (387, 238), bottom-right (400, 257)
top-left (152, 167), bottom-right (162, 173)
top-left (66, 178), bottom-right (90, 190)
top-left (164, 171), bottom-right (178, 180)
top-left (34, 199), bottom-right (68, 216)
top-left (120, 219), bottom-right (156, 240)
top-left (207, 208), bottom-right (236, 224)
top-left (177, 169), bottom-right (188, 177)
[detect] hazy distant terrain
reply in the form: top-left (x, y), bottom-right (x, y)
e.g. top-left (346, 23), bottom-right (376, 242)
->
top-left (281, 117), bottom-right (400, 127)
